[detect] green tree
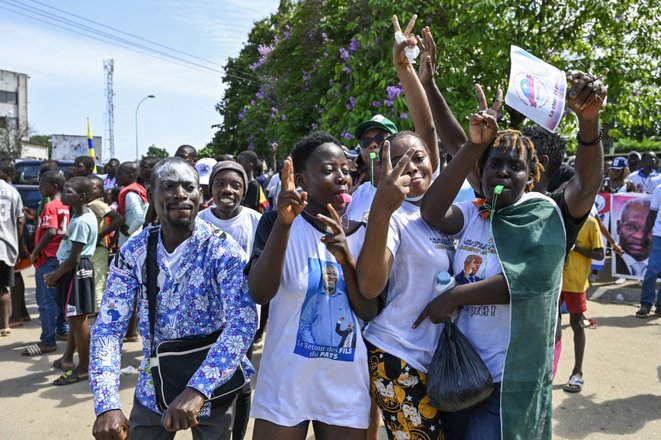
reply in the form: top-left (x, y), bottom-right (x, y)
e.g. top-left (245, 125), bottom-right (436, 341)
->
top-left (144, 145), bottom-right (170, 160)
top-left (209, 0), bottom-right (661, 159)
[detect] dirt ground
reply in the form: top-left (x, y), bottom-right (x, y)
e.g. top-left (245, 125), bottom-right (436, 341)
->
top-left (1, 267), bottom-right (659, 439)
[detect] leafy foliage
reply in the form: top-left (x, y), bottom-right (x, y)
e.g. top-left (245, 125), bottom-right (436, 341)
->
top-left (144, 145), bottom-right (170, 160)
top-left (209, 0), bottom-right (661, 159)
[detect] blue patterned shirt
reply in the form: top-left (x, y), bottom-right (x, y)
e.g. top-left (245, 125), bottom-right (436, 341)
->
top-left (89, 221), bottom-right (257, 415)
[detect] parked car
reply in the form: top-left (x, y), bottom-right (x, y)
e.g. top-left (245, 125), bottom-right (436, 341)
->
top-left (12, 159), bottom-right (105, 185)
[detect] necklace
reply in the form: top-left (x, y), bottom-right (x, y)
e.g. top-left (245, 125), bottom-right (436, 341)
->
top-left (301, 208), bottom-right (350, 232)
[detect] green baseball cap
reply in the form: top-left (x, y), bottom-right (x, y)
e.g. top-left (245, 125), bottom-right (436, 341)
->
top-left (354, 114), bottom-right (398, 140)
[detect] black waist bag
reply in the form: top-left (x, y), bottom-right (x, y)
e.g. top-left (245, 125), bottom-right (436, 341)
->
top-left (150, 330), bottom-right (246, 411)
top-left (146, 227), bottom-right (246, 412)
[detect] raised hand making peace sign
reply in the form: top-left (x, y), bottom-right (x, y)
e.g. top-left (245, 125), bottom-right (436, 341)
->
top-left (276, 157), bottom-right (307, 225)
top-left (392, 14), bottom-right (418, 67)
top-left (468, 84), bottom-right (503, 146)
top-left (371, 140), bottom-right (416, 215)
top-left (315, 203), bottom-right (353, 266)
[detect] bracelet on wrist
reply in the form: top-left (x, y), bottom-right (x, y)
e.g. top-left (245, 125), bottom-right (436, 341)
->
top-left (576, 128), bottom-right (603, 146)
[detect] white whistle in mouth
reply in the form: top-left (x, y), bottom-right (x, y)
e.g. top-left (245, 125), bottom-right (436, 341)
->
top-left (394, 31), bottom-right (419, 64)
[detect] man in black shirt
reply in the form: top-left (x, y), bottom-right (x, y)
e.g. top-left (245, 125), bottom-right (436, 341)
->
top-left (237, 150), bottom-right (263, 213)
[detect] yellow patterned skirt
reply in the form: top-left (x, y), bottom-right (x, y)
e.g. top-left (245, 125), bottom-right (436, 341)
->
top-left (366, 340), bottom-right (444, 440)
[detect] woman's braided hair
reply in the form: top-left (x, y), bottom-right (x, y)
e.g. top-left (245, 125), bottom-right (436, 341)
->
top-left (478, 129), bottom-right (544, 192)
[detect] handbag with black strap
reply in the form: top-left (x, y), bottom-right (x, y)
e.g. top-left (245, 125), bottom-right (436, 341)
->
top-left (145, 227), bottom-right (247, 412)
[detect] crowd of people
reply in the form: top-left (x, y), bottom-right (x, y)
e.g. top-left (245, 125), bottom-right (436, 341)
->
top-left (0, 14), bottom-right (657, 440)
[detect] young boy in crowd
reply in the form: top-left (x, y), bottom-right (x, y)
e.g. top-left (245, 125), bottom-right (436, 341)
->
top-left (22, 171), bottom-right (70, 356)
top-left (44, 177), bottom-right (98, 384)
top-left (88, 176), bottom-right (124, 310)
top-left (72, 155), bottom-right (96, 177)
top-left (560, 215), bottom-right (604, 393)
top-left (237, 150), bottom-right (269, 213)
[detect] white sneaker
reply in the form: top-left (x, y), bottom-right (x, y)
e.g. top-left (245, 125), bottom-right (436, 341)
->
top-left (614, 277), bottom-right (626, 285)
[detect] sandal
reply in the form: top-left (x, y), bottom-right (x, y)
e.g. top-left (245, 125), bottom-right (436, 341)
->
top-left (123, 335), bottom-right (139, 343)
top-left (21, 343), bottom-right (57, 356)
top-left (563, 374), bottom-right (584, 393)
top-left (53, 359), bottom-right (75, 372)
top-left (583, 318), bottom-right (598, 329)
top-left (0, 328), bottom-right (11, 337)
top-left (53, 369), bottom-right (88, 386)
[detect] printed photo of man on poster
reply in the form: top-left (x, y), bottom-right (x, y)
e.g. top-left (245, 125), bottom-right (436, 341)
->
top-left (612, 193), bottom-right (652, 278)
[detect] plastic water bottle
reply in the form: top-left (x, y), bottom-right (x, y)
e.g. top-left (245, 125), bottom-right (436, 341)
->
top-left (435, 272), bottom-right (455, 295)
top-left (435, 272), bottom-right (457, 321)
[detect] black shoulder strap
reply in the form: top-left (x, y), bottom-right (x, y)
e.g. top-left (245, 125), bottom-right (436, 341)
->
top-left (147, 226), bottom-right (160, 350)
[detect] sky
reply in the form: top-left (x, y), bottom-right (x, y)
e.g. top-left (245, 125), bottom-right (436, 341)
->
top-left (1, 0), bottom-right (280, 162)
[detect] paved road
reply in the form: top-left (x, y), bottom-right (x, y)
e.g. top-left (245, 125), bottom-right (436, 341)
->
top-left (0, 268), bottom-right (659, 439)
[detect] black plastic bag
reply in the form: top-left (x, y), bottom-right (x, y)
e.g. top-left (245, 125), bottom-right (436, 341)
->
top-left (426, 321), bottom-right (495, 412)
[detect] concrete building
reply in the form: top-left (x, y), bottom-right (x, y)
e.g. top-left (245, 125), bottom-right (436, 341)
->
top-left (0, 69), bottom-right (29, 157)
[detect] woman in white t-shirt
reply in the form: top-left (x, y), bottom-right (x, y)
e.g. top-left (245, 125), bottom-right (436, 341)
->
top-left (247, 132), bottom-right (378, 439)
top-left (356, 131), bottom-right (453, 439)
top-left (417, 74), bottom-right (606, 439)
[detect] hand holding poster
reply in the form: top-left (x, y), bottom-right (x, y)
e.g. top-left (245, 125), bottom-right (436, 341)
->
top-left (505, 46), bottom-right (566, 132)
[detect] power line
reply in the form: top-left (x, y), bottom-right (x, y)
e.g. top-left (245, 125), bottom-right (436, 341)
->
top-left (2, 0), bottom-right (264, 84)
top-left (25, 0), bottom-right (223, 68)
top-left (2, 0), bottom-right (223, 75)
top-left (0, 3), bottom-right (218, 77)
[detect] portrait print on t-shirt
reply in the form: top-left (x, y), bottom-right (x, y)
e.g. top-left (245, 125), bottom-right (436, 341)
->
top-left (455, 254), bottom-right (484, 285)
top-left (453, 234), bottom-right (500, 320)
top-left (295, 259), bottom-right (357, 361)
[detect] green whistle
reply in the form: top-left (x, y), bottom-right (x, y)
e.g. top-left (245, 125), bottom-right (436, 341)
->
top-left (495, 185), bottom-right (504, 195)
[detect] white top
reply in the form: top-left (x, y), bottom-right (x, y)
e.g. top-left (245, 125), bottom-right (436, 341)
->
top-left (119, 192), bottom-right (147, 247)
top-left (650, 185), bottom-right (661, 237)
top-left (629, 169), bottom-right (661, 194)
top-left (451, 200), bottom-right (510, 382)
top-left (163, 235), bottom-right (192, 276)
top-left (0, 180), bottom-right (24, 266)
top-left (197, 207), bottom-right (261, 258)
top-left (266, 174), bottom-right (281, 207)
top-left (363, 201), bottom-right (454, 373)
top-left (250, 216), bottom-right (371, 428)
top-left (347, 181), bottom-right (376, 223)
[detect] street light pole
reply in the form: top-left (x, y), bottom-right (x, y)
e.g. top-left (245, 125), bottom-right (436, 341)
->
top-left (135, 94), bottom-right (155, 161)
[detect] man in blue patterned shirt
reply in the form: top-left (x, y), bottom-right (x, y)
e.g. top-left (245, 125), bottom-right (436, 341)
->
top-left (90, 157), bottom-right (257, 439)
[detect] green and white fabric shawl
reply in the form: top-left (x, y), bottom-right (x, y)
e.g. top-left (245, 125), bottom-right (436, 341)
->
top-left (491, 192), bottom-right (566, 440)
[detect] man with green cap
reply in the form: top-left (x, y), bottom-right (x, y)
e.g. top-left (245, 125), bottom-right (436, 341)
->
top-left (347, 114), bottom-right (399, 222)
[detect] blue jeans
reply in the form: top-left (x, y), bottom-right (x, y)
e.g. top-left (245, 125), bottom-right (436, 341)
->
top-left (640, 236), bottom-right (661, 309)
top-left (35, 258), bottom-right (67, 346)
top-left (440, 382), bottom-right (501, 440)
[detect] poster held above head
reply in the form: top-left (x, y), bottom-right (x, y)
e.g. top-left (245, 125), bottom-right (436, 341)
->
top-left (505, 46), bottom-right (567, 132)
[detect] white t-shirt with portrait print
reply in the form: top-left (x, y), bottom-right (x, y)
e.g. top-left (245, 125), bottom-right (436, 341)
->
top-left (363, 201), bottom-right (454, 374)
top-left (249, 214), bottom-right (371, 429)
top-left (451, 200), bottom-right (510, 383)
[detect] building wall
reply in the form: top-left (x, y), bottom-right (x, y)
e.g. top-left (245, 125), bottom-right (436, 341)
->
top-left (21, 143), bottom-right (48, 160)
top-left (0, 69), bottom-right (29, 140)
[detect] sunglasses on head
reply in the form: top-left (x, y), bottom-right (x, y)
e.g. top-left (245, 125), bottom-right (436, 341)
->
top-left (359, 132), bottom-right (388, 149)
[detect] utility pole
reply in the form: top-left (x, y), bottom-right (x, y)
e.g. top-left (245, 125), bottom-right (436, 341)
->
top-left (103, 59), bottom-right (115, 162)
